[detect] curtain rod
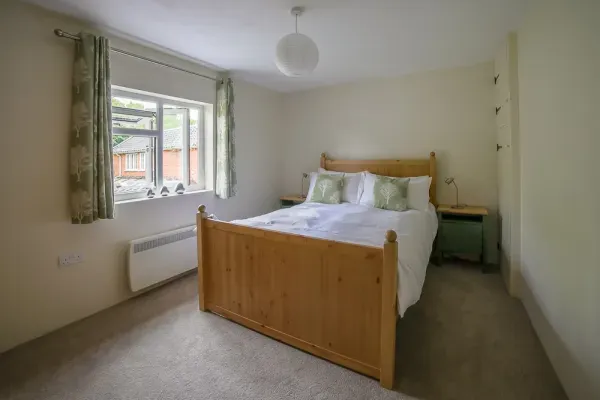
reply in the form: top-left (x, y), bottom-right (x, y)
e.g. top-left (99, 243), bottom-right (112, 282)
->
top-left (54, 29), bottom-right (222, 84)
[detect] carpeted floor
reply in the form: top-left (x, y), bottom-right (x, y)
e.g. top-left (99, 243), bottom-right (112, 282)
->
top-left (0, 264), bottom-right (565, 400)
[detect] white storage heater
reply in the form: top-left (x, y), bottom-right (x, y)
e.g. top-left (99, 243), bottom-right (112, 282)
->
top-left (128, 226), bottom-right (196, 292)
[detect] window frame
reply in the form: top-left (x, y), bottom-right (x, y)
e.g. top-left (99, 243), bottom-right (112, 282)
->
top-left (111, 88), bottom-right (206, 202)
top-left (139, 152), bottom-right (146, 171)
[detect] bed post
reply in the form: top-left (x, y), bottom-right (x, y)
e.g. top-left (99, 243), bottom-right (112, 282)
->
top-left (380, 230), bottom-right (398, 389)
top-left (429, 151), bottom-right (437, 205)
top-left (197, 204), bottom-right (207, 311)
top-left (320, 152), bottom-right (327, 169)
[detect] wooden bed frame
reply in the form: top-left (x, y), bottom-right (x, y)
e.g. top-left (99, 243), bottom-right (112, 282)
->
top-left (196, 152), bottom-right (437, 389)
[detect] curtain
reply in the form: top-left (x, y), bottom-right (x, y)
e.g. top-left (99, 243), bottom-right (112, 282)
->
top-left (70, 33), bottom-right (115, 224)
top-left (215, 77), bottom-right (237, 199)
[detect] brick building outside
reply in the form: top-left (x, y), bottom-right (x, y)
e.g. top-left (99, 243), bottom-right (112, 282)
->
top-left (112, 126), bottom-right (200, 196)
top-left (113, 126), bottom-right (199, 180)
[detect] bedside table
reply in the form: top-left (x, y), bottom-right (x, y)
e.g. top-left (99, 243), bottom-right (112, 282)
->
top-left (280, 195), bottom-right (305, 208)
top-left (436, 205), bottom-right (488, 269)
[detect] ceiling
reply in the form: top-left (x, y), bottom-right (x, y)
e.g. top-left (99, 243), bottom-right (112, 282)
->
top-left (23, 0), bottom-right (527, 92)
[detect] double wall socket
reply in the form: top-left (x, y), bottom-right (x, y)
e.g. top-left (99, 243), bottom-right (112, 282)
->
top-left (59, 253), bottom-right (83, 266)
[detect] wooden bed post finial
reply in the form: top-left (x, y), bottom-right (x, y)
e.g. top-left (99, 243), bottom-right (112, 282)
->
top-left (429, 151), bottom-right (437, 206)
top-left (198, 204), bottom-right (206, 214)
top-left (320, 152), bottom-right (327, 169)
top-left (385, 230), bottom-right (397, 243)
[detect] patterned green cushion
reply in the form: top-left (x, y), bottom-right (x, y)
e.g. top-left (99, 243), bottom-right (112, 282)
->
top-left (373, 176), bottom-right (409, 211)
top-left (308, 174), bottom-right (344, 204)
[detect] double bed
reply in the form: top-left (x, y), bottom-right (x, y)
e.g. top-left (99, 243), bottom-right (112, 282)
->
top-left (196, 152), bottom-right (437, 389)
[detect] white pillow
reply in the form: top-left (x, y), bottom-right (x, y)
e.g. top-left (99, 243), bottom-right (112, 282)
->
top-left (318, 168), bottom-right (363, 204)
top-left (358, 172), bottom-right (380, 207)
top-left (407, 176), bottom-right (432, 211)
top-left (358, 172), bottom-right (431, 211)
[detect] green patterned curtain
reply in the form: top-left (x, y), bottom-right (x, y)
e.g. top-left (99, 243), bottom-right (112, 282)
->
top-left (70, 33), bottom-right (114, 224)
top-left (216, 77), bottom-right (237, 199)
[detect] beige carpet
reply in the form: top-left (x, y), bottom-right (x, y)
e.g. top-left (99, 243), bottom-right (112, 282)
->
top-left (0, 264), bottom-right (565, 400)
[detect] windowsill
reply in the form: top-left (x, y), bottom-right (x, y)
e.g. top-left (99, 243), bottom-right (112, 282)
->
top-left (115, 189), bottom-right (213, 205)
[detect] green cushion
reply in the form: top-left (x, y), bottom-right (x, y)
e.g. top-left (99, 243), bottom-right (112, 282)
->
top-left (308, 174), bottom-right (343, 204)
top-left (373, 176), bottom-right (409, 211)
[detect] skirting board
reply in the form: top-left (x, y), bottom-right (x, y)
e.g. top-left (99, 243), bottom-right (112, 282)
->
top-left (520, 276), bottom-right (596, 399)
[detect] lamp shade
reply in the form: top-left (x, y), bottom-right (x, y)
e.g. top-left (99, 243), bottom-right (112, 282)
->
top-left (275, 33), bottom-right (319, 77)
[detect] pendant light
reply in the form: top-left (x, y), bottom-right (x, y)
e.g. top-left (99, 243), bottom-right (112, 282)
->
top-left (275, 7), bottom-right (319, 77)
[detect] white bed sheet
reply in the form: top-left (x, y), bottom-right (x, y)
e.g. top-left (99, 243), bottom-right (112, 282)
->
top-left (231, 202), bottom-right (438, 316)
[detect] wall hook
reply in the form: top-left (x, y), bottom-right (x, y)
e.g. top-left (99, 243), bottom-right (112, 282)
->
top-left (494, 74), bottom-right (500, 84)
top-left (496, 106), bottom-right (502, 115)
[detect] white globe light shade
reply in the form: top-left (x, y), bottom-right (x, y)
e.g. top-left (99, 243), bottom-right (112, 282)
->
top-left (275, 33), bottom-right (319, 77)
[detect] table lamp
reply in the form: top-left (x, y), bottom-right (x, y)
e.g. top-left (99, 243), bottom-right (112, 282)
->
top-left (301, 173), bottom-right (308, 198)
top-left (444, 177), bottom-right (466, 209)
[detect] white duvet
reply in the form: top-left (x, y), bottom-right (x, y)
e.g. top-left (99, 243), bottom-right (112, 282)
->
top-left (231, 202), bottom-right (438, 316)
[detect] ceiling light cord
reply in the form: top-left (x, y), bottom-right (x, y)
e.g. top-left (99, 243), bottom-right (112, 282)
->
top-left (295, 14), bottom-right (298, 33)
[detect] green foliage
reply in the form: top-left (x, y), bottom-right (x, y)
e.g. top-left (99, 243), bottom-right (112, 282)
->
top-left (111, 98), bottom-right (125, 107)
top-left (163, 115), bottom-right (198, 130)
top-left (112, 134), bottom-right (128, 147)
top-left (163, 115), bottom-right (180, 130)
top-left (111, 98), bottom-right (144, 110)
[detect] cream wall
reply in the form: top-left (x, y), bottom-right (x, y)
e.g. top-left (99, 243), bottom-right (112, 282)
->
top-left (282, 63), bottom-right (498, 254)
top-left (282, 63), bottom-right (497, 207)
top-left (0, 1), bottom-right (283, 353)
top-left (517, 0), bottom-right (599, 398)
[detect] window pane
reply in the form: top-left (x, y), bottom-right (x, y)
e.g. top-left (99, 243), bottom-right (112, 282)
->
top-left (189, 109), bottom-right (201, 187)
top-left (113, 134), bottom-right (156, 199)
top-left (112, 96), bottom-right (157, 130)
top-left (162, 104), bottom-right (201, 192)
top-left (163, 104), bottom-right (184, 192)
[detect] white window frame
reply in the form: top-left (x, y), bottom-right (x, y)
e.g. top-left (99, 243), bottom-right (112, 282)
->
top-left (139, 152), bottom-right (146, 170)
top-left (112, 88), bottom-right (207, 201)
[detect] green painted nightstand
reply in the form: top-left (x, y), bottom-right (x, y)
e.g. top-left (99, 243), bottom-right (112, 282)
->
top-left (280, 195), bottom-right (305, 208)
top-left (436, 205), bottom-right (488, 269)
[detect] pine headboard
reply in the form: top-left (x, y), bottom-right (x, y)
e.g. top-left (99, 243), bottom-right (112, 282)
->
top-left (320, 152), bottom-right (437, 205)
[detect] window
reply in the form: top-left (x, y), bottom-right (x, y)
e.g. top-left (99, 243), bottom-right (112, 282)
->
top-left (112, 87), bottom-right (213, 202)
top-left (125, 153), bottom-right (144, 171)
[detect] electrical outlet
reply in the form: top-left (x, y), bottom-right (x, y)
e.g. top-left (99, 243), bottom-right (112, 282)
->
top-left (58, 253), bottom-right (83, 266)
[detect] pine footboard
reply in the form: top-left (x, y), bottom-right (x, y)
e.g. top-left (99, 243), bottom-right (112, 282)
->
top-left (196, 205), bottom-right (398, 389)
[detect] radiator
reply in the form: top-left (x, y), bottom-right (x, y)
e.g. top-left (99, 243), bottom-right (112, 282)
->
top-left (128, 226), bottom-right (197, 292)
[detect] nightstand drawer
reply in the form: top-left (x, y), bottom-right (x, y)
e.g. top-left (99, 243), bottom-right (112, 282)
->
top-left (440, 221), bottom-right (483, 254)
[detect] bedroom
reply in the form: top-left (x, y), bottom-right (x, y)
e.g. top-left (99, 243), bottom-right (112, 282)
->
top-left (0, 0), bottom-right (597, 399)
